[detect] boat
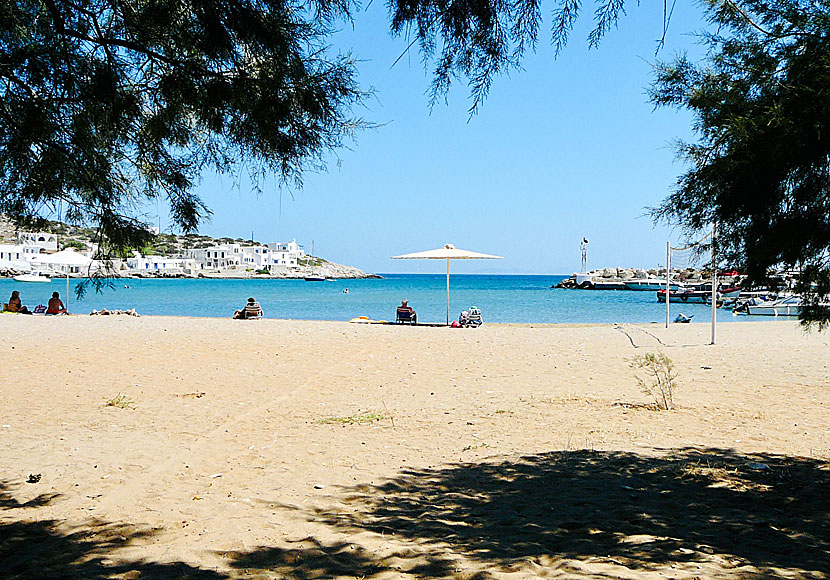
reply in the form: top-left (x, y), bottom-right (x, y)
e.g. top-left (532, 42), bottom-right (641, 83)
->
top-left (657, 285), bottom-right (742, 304)
top-left (625, 278), bottom-right (679, 291)
top-left (657, 288), bottom-right (712, 304)
top-left (687, 282), bottom-right (743, 298)
top-left (303, 276), bottom-right (325, 282)
top-left (13, 273), bottom-right (51, 283)
top-left (745, 294), bottom-right (804, 316)
top-left (590, 280), bottom-right (628, 290)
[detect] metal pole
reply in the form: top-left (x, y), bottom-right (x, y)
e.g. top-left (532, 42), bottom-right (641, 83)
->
top-left (711, 223), bottom-right (717, 345)
top-left (446, 258), bottom-right (450, 326)
top-left (666, 241), bottom-right (671, 328)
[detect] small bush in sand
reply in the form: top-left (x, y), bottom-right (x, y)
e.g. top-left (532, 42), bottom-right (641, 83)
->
top-left (105, 393), bottom-right (136, 410)
top-left (317, 411), bottom-right (388, 425)
top-left (630, 351), bottom-right (677, 410)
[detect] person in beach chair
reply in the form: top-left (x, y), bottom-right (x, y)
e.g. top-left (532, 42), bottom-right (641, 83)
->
top-left (459, 306), bottom-right (483, 328)
top-left (5, 290), bottom-right (31, 314)
top-left (46, 292), bottom-right (68, 315)
top-left (396, 299), bottom-right (417, 324)
top-left (234, 297), bottom-right (263, 319)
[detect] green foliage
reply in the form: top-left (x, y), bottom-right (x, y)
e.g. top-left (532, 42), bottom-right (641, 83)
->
top-left (650, 0), bottom-right (830, 328)
top-left (105, 393), bottom-right (136, 410)
top-left (60, 239), bottom-right (86, 251)
top-left (0, 0), bottom-right (370, 262)
top-left (317, 411), bottom-right (389, 425)
top-left (630, 351), bottom-right (677, 411)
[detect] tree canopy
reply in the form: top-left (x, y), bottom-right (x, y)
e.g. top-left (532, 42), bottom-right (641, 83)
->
top-left (650, 0), bottom-right (830, 327)
top-left (0, 0), bottom-right (368, 253)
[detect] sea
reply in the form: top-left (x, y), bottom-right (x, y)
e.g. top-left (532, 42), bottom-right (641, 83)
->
top-left (0, 274), bottom-right (762, 324)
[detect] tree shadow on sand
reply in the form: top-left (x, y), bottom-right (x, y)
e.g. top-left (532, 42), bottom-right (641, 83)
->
top-left (226, 536), bottom-right (465, 579)
top-left (1, 480), bottom-right (225, 580)
top-left (232, 447), bottom-right (829, 578)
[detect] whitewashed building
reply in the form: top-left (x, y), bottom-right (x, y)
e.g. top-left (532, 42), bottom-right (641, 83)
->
top-left (266, 239), bottom-right (303, 266)
top-left (186, 244), bottom-right (242, 269)
top-left (126, 252), bottom-right (199, 273)
top-left (0, 243), bottom-right (43, 271)
top-left (16, 232), bottom-right (58, 252)
top-left (187, 239), bottom-right (304, 271)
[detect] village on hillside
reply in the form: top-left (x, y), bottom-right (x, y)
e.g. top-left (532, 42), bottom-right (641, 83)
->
top-left (0, 216), bottom-right (374, 279)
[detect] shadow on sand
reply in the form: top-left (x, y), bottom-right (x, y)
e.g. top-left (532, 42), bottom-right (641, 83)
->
top-left (0, 481), bottom-right (223, 580)
top-left (4, 448), bottom-right (828, 578)
top-left (227, 447), bottom-right (828, 578)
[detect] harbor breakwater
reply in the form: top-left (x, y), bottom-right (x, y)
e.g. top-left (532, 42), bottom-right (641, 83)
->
top-left (555, 267), bottom-right (716, 289)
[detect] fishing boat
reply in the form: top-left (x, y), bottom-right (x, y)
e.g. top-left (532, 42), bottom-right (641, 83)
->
top-left (13, 272), bottom-right (51, 283)
top-left (656, 288), bottom-right (712, 304)
top-left (625, 278), bottom-right (679, 291)
top-left (657, 284), bottom-right (742, 304)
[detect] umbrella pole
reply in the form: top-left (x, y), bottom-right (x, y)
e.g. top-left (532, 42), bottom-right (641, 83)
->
top-left (446, 258), bottom-right (450, 326)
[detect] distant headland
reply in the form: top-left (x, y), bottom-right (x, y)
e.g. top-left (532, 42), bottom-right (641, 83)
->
top-left (0, 215), bottom-right (380, 280)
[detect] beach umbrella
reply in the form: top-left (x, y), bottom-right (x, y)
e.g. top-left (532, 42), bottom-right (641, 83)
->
top-left (30, 249), bottom-right (92, 310)
top-left (391, 244), bottom-right (503, 325)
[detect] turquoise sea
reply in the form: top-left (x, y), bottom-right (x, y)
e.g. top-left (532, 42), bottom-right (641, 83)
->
top-left (1, 274), bottom-right (758, 324)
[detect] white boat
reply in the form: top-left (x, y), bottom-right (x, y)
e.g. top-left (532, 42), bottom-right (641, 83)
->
top-left (745, 295), bottom-right (803, 316)
top-left (13, 273), bottom-right (51, 283)
top-left (625, 279), bottom-right (679, 291)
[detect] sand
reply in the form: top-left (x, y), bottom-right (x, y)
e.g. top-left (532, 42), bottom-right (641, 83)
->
top-left (1, 315), bottom-right (828, 579)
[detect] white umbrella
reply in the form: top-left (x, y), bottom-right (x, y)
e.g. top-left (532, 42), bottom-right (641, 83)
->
top-left (30, 249), bottom-right (92, 310)
top-left (391, 243), bottom-right (503, 325)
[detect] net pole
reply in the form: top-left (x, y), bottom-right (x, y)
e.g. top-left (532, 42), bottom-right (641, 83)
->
top-left (711, 222), bottom-right (717, 345)
top-left (666, 241), bottom-right (671, 328)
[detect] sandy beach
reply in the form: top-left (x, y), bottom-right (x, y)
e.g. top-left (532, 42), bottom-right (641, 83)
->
top-left (1, 315), bottom-right (828, 579)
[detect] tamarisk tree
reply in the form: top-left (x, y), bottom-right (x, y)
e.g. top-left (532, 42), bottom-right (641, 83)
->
top-left (0, 0), bottom-right (368, 253)
top-left (650, 0), bottom-right (830, 327)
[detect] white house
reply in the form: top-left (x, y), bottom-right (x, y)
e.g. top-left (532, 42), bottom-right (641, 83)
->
top-left (126, 252), bottom-right (199, 273)
top-left (16, 232), bottom-right (58, 252)
top-left (186, 244), bottom-right (243, 270)
top-left (239, 245), bottom-right (271, 268)
top-left (266, 238), bottom-right (303, 266)
top-left (0, 243), bottom-right (43, 271)
top-left (187, 239), bottom-right (304, 271)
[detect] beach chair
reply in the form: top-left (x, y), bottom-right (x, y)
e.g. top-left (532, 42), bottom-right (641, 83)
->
top-left (396, 308), bottom-right (416, 325)
top-left (459, 307), bottom-right (483, 327)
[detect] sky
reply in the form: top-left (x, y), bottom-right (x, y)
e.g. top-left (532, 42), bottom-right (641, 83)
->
top-left (159, 2), bottom-right (710, 275)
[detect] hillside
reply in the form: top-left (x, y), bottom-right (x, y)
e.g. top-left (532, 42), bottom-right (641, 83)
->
top-left (0, 215), bottom-right (377, 279)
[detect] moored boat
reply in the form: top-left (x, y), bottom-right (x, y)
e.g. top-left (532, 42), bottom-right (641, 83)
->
top-left (626, 278), bottom-right (679, 291)
top-left (656, 288), bottom-right (712, 304)
top-left (13, 273), bottom-right (51, 283)
top-left (745, 294), bottom-right (803, 316)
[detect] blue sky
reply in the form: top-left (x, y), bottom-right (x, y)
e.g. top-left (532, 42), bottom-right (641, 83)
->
top-left (164, 2), bottom-right (709, 275)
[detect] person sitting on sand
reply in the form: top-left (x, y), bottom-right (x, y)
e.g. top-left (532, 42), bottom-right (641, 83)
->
top-left (6, 290), bottom-right (31, 314)
top-left (46, 291), bottom-right (68, 315)
top-left (234, 297), bottom-right (263, 319)
top-left (397, 299), bottom-right (417, 323)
